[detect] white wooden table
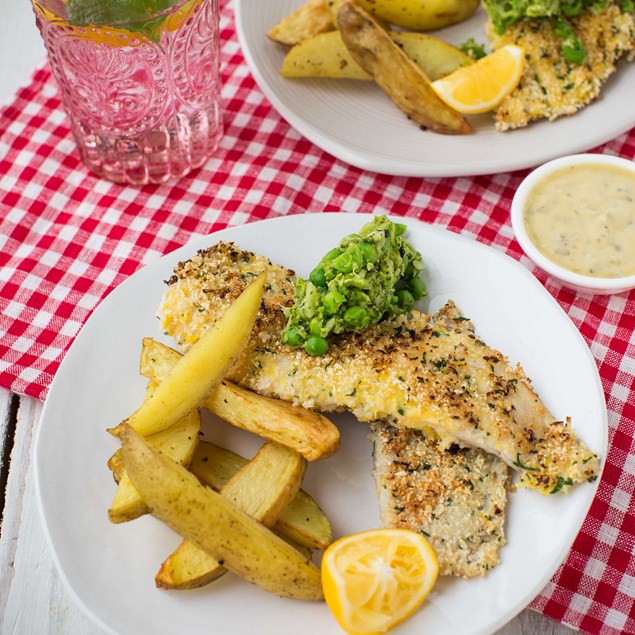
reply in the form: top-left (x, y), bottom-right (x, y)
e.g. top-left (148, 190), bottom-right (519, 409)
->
top-left (0, 1), bottom-right (578, 633)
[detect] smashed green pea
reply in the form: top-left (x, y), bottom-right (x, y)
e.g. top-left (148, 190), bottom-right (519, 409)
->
top-left (281, 216), bottom-right (426, 355)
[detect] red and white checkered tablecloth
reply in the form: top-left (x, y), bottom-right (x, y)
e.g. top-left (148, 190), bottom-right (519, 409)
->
top-left (0, 1), bottom-right (634, 632)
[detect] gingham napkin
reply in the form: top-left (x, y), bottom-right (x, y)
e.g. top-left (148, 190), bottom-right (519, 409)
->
top-left (1, 1), bottom-right (634, 633)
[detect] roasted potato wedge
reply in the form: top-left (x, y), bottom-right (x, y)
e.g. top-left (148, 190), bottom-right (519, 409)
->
top-left (327, 0), bottom-right (347, 23)
top-left (275, 531), bottom-right (313, 559)
top-left (156, 442), bottom-right (306, 589)
top-left (207, 383), bottom-right (340, 461)
top-left (113, 273), bottom-right (266, 438)
top-left (139, 337), bottom-right (340, 461)
top-left (156, 539), bottom-right (226, 590)
top-left (108, 448), bottom-right (124, 482)
top-left (337, 1), bottom-right (471, 134)
top-left (108, 411), bottom-right (201, 523)
top-left (282, 30), bottom-right (369, 79)
top-left (268, 0), bottom-right (335, 45)
top-left (189, 441), bottom-right (332, 549)
top-left (354, 0), bottom-right (479, 31)
top-left (281, 30), bottom-right (473, 81)
top-left (392, 32), bottom-right (474, 80)
top-left (328, 0), bottom-right (389, 28)
top-left (121, 425), bottom-right (323, 600)
top-left (222, 442), bottom-right (306, 526)
top-left (110, 439), bottom-right (332, 548)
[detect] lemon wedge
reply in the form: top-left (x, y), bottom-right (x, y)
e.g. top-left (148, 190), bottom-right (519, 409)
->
top-left (321, 528), bottom-right (438, 635)
top-left (431, 44), bottom-right (525, 114)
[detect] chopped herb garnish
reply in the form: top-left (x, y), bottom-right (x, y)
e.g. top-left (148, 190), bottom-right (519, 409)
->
top-left (550, 476), bottom-right (574, 493)
top-left (460, 37), bottom-right (487, 59)
top-left (512, 453), bottom-right (540, 471)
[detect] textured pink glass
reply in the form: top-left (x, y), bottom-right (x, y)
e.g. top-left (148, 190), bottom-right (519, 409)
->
top-left (31, 0), bottom-right (223, 184)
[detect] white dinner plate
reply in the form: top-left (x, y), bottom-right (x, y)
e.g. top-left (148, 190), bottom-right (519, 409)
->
top-left (34, 214), bottom-right (607, 635)
top-left (234, 0), bottom-right (635, 177)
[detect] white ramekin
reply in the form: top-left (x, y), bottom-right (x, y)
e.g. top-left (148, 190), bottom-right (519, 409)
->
top-left (510, 153), bottom-right (635, 295)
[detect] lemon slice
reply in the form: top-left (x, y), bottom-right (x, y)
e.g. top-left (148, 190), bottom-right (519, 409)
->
top-left (34, 0), bottom-right (200, 46)
top-left (32, 3), bottom-right (145, 47)
top-left (321, 528), bottom-right (438, 635)
top-left (431, 44), bottom-right (525, 114)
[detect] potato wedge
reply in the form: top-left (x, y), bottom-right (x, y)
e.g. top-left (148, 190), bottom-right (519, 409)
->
top-left (282, 30), bottom-right (371, 80)
top-left (108, 411), bottom-right (201, 523)
top-left (156, 442), bottom-right (306, 589)
top-left (328, 0), bottom-right (388, 28)
top-left (282, 30), bottom-right (473, 82)
top-left (113, 273), bottom-right (266, 438)
top-left (337, 1), bottom-right (471, 134)
top-left (139, 338), bottom-right (340, 461)
top-left (108, 448), bottom-right (124, 482)
top-left (222, 442), bottom-right (306, 526)
top-left (155, 539), bottom-right (226, 590)
top-left (392, 32), bottom-right (474, 80)
top-left (121, 425), bottom-right (323, 600)
top-left (268, 0), bottom-right (335, 45)
top-left (354, 0), bottom-right (479, 31)
top-left (108, 439), bottom-right (333, 549)
top-left (189, 442), bottom-right (332, 550)
top-left (327, 0), bottom-right (347, 23)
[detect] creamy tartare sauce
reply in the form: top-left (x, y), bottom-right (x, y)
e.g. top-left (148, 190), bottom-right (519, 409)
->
top-left (524, 163), bottom-right (635, 278)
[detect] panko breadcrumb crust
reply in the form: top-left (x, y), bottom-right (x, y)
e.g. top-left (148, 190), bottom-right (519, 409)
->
top-left (158, 242), bottom-right (599, 494)
top-left (487, 2), bottom-right (635, 130)
top-left (371, 422), bottom-right (509, 577)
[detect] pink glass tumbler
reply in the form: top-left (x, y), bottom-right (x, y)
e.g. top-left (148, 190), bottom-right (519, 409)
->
top-left (31, 0), bottom-right (223, 184)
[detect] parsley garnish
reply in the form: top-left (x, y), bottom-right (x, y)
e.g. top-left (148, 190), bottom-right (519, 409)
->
top-left (512, 453), bottom-right (540, 472)
top-left (550, 476), bottom-right (574, 493)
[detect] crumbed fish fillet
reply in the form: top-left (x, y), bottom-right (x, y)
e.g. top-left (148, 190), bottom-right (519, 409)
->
top-left (370, 421), bottom-right (509, 577)
top-left (487, 2), bottom-right (635, 131)
top-left (158, 242), bottom-right (600, 494)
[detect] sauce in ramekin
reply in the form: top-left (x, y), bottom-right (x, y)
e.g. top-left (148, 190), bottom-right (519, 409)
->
top-left (523, 163), bottom-right (635, 278)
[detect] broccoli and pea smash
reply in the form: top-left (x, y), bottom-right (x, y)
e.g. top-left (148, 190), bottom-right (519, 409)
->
top-left (484, 0), bottom-right (634, 63)
top-left (281, 216), bottom-right (426, 356)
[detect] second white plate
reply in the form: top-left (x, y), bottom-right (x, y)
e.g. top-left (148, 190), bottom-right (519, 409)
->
top-left (235, 0), bottom-right (635, 177)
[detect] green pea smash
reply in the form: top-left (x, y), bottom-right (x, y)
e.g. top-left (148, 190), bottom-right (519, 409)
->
top-left (483, 0), bottom-right (634, 64)
top-left (281, 216), bottom-right (426, 356)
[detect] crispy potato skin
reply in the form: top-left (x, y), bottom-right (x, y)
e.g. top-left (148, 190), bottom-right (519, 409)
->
top-left (121, 425), bottom-right (324, 601)
top-left (281, 30), bottom-right (472, 81)
top-left (337, 2), bottom-right (472, 134)
top-left (108, 411), bottom-right (200, 523)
